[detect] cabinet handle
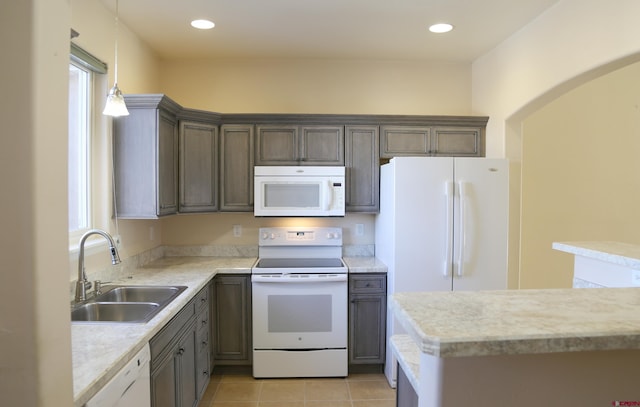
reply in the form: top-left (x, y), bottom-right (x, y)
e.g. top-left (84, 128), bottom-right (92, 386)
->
top-left (177, 347), bottom-right (185, 356)
top-left (202, 319), bottom-right (207, 325)
top-left (201, 297), bottom-right (206, 303)
top-left (202, 341), bottom-right (208, 346)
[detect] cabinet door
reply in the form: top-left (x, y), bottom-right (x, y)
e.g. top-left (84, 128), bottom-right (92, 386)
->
top-left (255, 125), bottom-right (298, 165)
top-left (380, 126), bottom-right (431, 158)
top-left (348, 274), bottom-right (386, 365)
top-left (211, 275), bottom-right (252, 365)
top-left (158, 110), bottom-right (179, 216)
top-left (345, 126), bottom-right (379, 212)
top-left (114, 95), bottom-right (181, 218)
top-left (220, 125), bottom-right (254, 211)
top-left (349, 295), bottom-right (386, 364)
top-left (177, 326), bottom-right (198, 407)
top-left (179, 121), bottom-right (218, 212)
top-left (431, 126), bottom-right (482, 156)
top-left (300, 125), bottom-right (344, 165)
top-left (151, 351), bottom-right (177, 407)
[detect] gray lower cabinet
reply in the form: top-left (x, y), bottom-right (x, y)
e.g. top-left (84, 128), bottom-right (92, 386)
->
top-left (255, 124), bottom-right (345, 165)
top-left (114, 95), bottom-right (181, 218)
top-left (220, 125), bottom-right (254, 211)
top-left (380, 125), bottom-right (484, 158)
top-left (345, 126), bottom-right (379, 212)
top-left (151, 286), bottom-right (210, 407)
top-left (211, 274), bottom-right (252, 366)
top-left (179, 119), bottom-right (218, 213)
top-left (348, 274), bottom-right (387, 367)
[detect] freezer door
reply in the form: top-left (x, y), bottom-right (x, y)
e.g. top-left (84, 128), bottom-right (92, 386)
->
top-left (452, 158), bottom-right (508, 291)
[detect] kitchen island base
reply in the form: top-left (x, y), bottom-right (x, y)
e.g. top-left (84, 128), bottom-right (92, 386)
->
top-left (415, 349), bottom-right (640, 406)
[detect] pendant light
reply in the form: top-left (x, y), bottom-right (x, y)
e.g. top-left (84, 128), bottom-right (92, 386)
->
top-left (103, 0), bottom-right (129, 116)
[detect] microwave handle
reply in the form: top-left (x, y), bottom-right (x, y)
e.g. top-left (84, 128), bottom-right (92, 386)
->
top-left (325, 180), bottom-right (334, 210)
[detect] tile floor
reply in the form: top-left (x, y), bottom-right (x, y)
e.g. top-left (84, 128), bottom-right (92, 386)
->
top-left (197, 373), bottom-right (396, 407)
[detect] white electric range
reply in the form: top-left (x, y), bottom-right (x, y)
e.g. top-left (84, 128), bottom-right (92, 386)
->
top-left (251, 226), bottom-right (348, 378)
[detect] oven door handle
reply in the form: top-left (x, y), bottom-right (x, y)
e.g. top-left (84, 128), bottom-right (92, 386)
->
top-left (252, 274), bottom-right (348, 283)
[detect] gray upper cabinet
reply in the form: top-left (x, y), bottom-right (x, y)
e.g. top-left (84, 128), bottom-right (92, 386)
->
top-left (114, 100), bottom-right (487, 216)
top-left (220, 124), bottom-right (254, 211)
top-left (178, 110), bottom-right (219, 213)
top-left (255, 124), bottom-right (344, 165)
top-left (381, 121), bottom-right (485, 158)
top-left (345, 126), bottom-right (379, 212)
top-left (114, 95), bottom-right (181, 218)
top-left (380, 126), bottom-right (431, 157)
top-left (431, 126), bottom-right (482, 156)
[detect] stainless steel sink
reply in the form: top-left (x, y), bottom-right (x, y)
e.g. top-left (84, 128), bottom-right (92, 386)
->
top-left (71, 285), bottom-right (187, 323)
top-left (96, 285), bottom-right (186, 304)
top-left (71, 302), bottom-right (160, 322)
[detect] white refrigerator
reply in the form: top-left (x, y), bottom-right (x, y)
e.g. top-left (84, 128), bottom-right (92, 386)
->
top-left (375, 157), bottom-right (509, 387)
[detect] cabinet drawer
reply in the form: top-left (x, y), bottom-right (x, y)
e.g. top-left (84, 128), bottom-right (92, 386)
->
top-left (150, 300), bottom-right (196, 362)
top-left (349, 275), bottom-right (386, 294)
top-left (197, 309), bottom-right (209, 333)
top-left (195, 287), bottom-right (209, 311)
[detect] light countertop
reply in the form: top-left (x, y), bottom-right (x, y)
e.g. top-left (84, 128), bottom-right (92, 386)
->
top-left (72, 255), bottom-right (385, 406)
top-left (553, 241), bottom-right (640, 269)
top-left (389, 287), bottom-right (640, 358)
top-left (343, 256), bottom-right (387, 273)
top-left (72, 257), bottom-right (255, 407)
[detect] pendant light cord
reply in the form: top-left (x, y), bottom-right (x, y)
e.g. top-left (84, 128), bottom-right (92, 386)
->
top-left (114, 0), bottom-right (119, 85)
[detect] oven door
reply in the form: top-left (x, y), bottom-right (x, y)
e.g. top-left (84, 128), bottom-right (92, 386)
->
top-left (252, 274), bottom-right (348, 349)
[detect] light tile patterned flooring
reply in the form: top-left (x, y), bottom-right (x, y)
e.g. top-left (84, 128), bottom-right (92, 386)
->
top-left (197, 373), bottom-right (396, 407)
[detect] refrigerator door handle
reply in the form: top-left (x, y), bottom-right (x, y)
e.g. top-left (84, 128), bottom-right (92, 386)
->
top-left (444, 181), bottom-right (454, 277)
top-left (457, 181), bottom-right (467, 277)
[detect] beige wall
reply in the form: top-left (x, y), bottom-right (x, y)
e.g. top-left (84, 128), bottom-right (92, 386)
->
top-left (159, 58), bottom-right (471, 115)
top-left (162, 213), bottom-right (376, 247)
top-left (472, 0), bottom-right (640, 288)
top-left (0, 0), bottom-right (74, 405)
top-left (520, 61), bottom-right (640, 288)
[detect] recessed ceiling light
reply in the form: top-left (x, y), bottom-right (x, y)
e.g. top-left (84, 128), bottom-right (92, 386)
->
top-left (429, 23), bottom-right (453, 33)
top-left (191, 19), bottom-right (215, 30)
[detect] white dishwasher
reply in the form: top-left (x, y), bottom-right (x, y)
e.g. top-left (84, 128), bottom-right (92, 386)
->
top-left (85, 344), bottom-right (151, 407)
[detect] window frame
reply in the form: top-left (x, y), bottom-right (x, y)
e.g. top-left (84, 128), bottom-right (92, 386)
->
top-left (68, 43), bottom-right (112, 252)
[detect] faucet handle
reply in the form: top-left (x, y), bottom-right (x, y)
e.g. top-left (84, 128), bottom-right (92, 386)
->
top-left (94, 280), bottom-right (111, 296)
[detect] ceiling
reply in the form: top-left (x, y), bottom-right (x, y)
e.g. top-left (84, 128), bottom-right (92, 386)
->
top-left (100, 0), bottom-right (559, 62)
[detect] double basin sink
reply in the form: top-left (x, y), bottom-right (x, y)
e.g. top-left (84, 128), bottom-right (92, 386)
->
top-left (71, 285), bottom-right (187, 323)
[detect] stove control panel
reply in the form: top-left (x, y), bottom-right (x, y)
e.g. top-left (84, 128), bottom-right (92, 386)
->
top-left (258, 227), bottom-right (342, 246)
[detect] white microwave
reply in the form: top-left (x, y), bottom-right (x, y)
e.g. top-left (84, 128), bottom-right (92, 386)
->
top-left (254, 166), bottom-right (345, 217)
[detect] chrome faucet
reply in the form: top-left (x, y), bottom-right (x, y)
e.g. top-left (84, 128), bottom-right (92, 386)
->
top-left (75, 229), bottom-right (121, 302)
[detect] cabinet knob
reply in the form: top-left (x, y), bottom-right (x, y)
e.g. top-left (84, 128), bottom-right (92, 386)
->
top-left (178, 347), bottom-right (185, 356)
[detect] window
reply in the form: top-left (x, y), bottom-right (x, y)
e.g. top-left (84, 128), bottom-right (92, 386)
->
top-left (68, 61), bottom-right (91, 234)
top-left (69, 44), bottom-right (108, 244)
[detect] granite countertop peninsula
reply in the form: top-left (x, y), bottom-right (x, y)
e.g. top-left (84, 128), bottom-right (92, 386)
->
top-left (553, 241), bottom-right (640, 269)
top-left (390, 287), bottom-right (640, 358)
